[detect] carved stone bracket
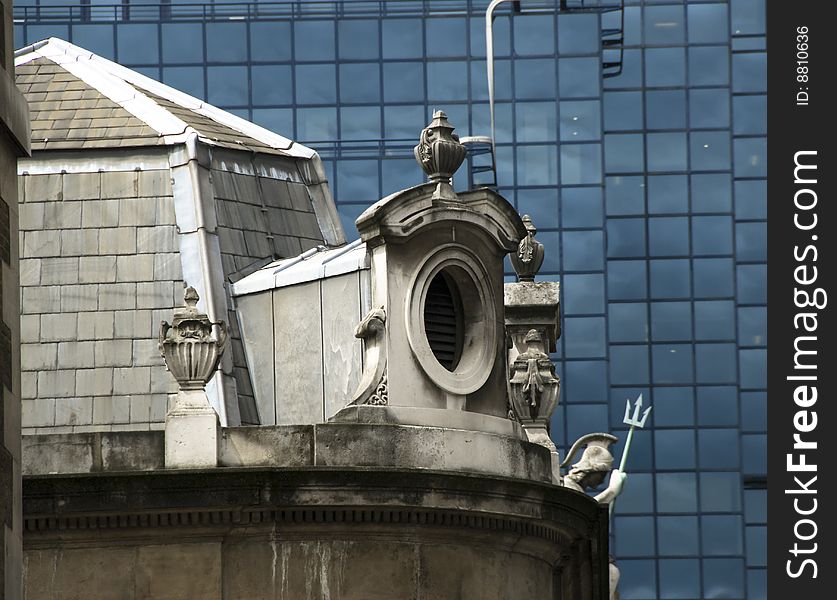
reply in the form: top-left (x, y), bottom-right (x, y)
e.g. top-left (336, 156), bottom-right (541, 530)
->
top-left (508, 330), bottom-right (560, 434)
top-left (510, 215), bottom-right (544, 282)
top-left (349, 307), bottom-right (388, 406)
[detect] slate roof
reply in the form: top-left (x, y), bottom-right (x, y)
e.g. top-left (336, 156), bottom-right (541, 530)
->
top-left (14, 38), bottom-right (314, 157)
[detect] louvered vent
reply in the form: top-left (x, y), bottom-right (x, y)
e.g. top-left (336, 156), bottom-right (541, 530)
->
top-left (424, 272), bottom-right (464, 371)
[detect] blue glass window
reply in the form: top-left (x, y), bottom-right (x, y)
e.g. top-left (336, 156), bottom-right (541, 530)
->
top-left (606, 176), bottom-right (645, 215)
top-left (295, 64), bottom-right (337, 104)
top-left (644, 5), bottom-right (685, 45)
top-left (690, 88), bottom-right (731, 129)
top-left (117, 24), bottom-right (158, 64)
top-left (647, 133), bottom-right (688, 172)
top-left (536, 230), bottom-right (561, 272)
top-left (653, 344), bottom-right (694, 384)
top-left (649, 217), bottom-right (689, 256)
top-left (558, 57), bottom-right (600, 98)
top-left (656, 472), bottom-right (698, 512)
top-left (698, 428), bottom-right (740, 468)
top-left (700, 472), bottom-right (742, 512)
top-left (206, 23), bottom-right (247, 63)
top-left (609, 303), bottom-right (648, 342)
top-left (294, 20), bottom-right (335, 61)
top-left (657, 516), bottom-right (699, 556)
top-left (163, 67), bottom-right (205, 100)
top-left (516, 188), bottom-right (559, 229)
top-left (252, 66), bottom-right (293, 106)
top-left (382, 19), bottom-right (423, 59)
top-left (617, 560), bottom-right (657, 600)
top-left (563, 230), bottom-right (604, 270)
top-left (513, 14), bottom-right (555, 56)
top-left (731, 0), bottom-right (766, 35)
top-left (565, 404), bottom-right (609, 447)
top-left (384, 105), bottom-right (425, 140)
top-left (688, 46), bottom-right (729, 86)
top-left (688, 3), bottom-right (729, 43)
top-left (692, 216), bottom-right (733, 256)
top-left (605, 135), bottom-right (645, 173)
top-left (558, 13), bottom-right (600, 55)
top-left (733, 52), bottom-right (767, 93)
top-left (734, 138), bottom-right (767, 178)
top-left (383, 62), bottom-right (424, 103)
top-left (697, 385), bottom-right (738, 425)
top-left (250, 22), bottom-right (292, 62)
top-left (691, 132), bottom-right (732, 171)
top-left (745, 488), bottom-right (767, 523)
top-left (617, 7), bottom-right (642, 46)
top-left (739, 348), bottom-right (766, 388)
top-left (336, 160), bottom-right (378, 203)
top-left (741, 392), bottom-right (767, 431)
top-left (515, 58), bottom-right (556, 99)
top-left (604, 91), bottom-right (643, 131)
top-left (564, 274), bottom-right (605, 315)
top-left (650, 259), bottom-right (691, 299)
top-left (650, 302), bottom-right (691, 341)
top-left (563, 361), bottom-right (608, 403)
top-left (703, 559), bottom-right (745, 599)
top-left (339, 63), bottom-right (380, 103)
top-left (733, 95), bottom-right (767, 135)
top-left (747, 526), bottom-right (767, 567)
top-left (425, 17), bottom-right (467, 58)
top-left (605, 49), bottom-right (643, 89)
top-left (644, 48), bottom-right (686, 87)
top-left (337, 203), bottom-right (368, 236)
top-left (735, 180), bottom-right (767, 219)
top-left (614, 517), bottom-right (656, 557)
top-left (742, 434), bottom-right (767, 474)
top-left (693, 258), bottom-right (735, 298)
top-left (738, 306), bottom-right (766, 346)
top-left (608, 261), bottom-right (648, 301)
top-left (516, 145), bottom-right (558, 186)
top-left (655, 429), bottom-right (696, 469)
top-left (736, 264), bottom-right (767, 304)
top-left (426, 61), bottom-right (468, 102)
top-left (561, 144), bottom-right (602, 185)
top-left (471, 59), bottom-right (512, 101)
top-left (646, 90), bottom-right (686, 130)
top-left (659, 559), bottom-right (701, 598)
top-left (654, 387), bottom-right (695, 428)
top-left (338, 20), bottom-right (379, 60)
top-left (735, 222), bottom-right (767, 262)
top-left (702, 516), bottom-right (744, 556)
top-left (517, 102), bottom-right (557, 143)
top-left (562, 188), bottom-right (602, 228)
top-left (470, 15), bottom-right (510, 58)
top-left (381, 158), bottom-right (422, 195)
top-left (340, 106), bottom-right (381, 141)
top-left (692, 174), bottom-right (733, 213)
top-left (564, 317), bottom-right (606, 358)
top-left (648, 175), bottom-right (688, 214)
top-left (252, 109), bottom-right (293, 138)
top-left (615, 473), bottom-right (654, 514)
top-left (610, 345), bottom-right (650, 385)
top-left (560, 101), bottom-right (600, 141)
top-left (296, 107), bottom-right (337, 142)
top-left (72, 24), bottom-right (116, 61)
top-left (694, 300), bottom-right (735, 340)
top-left (207, 66), bottom-right (248, 106)
top-left (161, 24), bottom-right (203, 64)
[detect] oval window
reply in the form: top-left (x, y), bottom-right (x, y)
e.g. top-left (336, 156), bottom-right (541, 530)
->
top-left (423, 271), bottom-right (464, 371)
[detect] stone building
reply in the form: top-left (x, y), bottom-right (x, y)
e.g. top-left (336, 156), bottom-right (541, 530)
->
top-left (15, 40), bottom-right (617, 599)
top-left (1, 0), bottom-right (29, 596)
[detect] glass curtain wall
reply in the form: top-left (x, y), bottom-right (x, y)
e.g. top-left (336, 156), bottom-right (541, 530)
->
top-left (14, 1), bottom-right (767, 598)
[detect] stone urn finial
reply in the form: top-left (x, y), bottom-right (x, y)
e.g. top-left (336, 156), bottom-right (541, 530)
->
top-left (414, 110), bottom-right (467, 200)
top-left (510, 214), bottom-right (545, 282)
top-left (159, 286), bottom-right (228, 391)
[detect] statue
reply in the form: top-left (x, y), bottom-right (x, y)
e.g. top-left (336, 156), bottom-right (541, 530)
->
top-left (561, 433), bottom-right (625, 600)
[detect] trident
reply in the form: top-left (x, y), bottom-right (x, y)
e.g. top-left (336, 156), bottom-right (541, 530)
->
top-left (610, 394), bottom-right (652, 516)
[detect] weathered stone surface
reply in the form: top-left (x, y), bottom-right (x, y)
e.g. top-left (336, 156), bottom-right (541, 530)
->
top-left (54, 397), bottom-right (94, 427)
top-left (114, 309), bottom-right (152, 339)
top-left (37, 370), bottom-right (76, 398)
top-left (22, 231), bottom-right (60, 258)
top-left (75, 368), bottom-right (114, 397)
top-left (92, 396), bottom-right (130, 424)
top-left (61, 172), bottom-right (100, 200)
top-left (113, 366), bottom-right (151, 395)
top-left (57, 341), bottom-right (95, 369)
top-left (60, 229), bottom-right (99, 256)
top-left (98, 283), bottom-right (136, 310)
top-left (39, 313), bottom-right (77, 343)
top-left (98, 227), bottom-right (136, 255)
top-left (220, 426), bottom-right (313, 467)
top-left (77, 311), bottom-right (114, 340)
top-left (80, 199), bottom-right (119, 228)
top-left (21, 343), bottom-right (57, 371)
top-left (59, 283), bottom-right (99, 312)
top-left (93, 339), bottom-right (133, 368)
top-left (22, 431), bottom-right (164, 475)
top-left (40, 256), bottom-right (79, 285)
top-left (78, 255), bottom-right (117, 283)
top-left (20, 399), bottom-right (55, 429)
top-left (116, 254), bottom-right (154, 282)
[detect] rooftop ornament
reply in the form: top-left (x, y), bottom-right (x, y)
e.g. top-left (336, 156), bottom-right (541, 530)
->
top-left (510, 214), bottom-right (545, 282)
top-left (414, 110), bottom-right (468, 200)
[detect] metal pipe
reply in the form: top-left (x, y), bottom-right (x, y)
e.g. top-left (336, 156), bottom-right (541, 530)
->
top-left (486, 0), bottom-right (515, 154)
